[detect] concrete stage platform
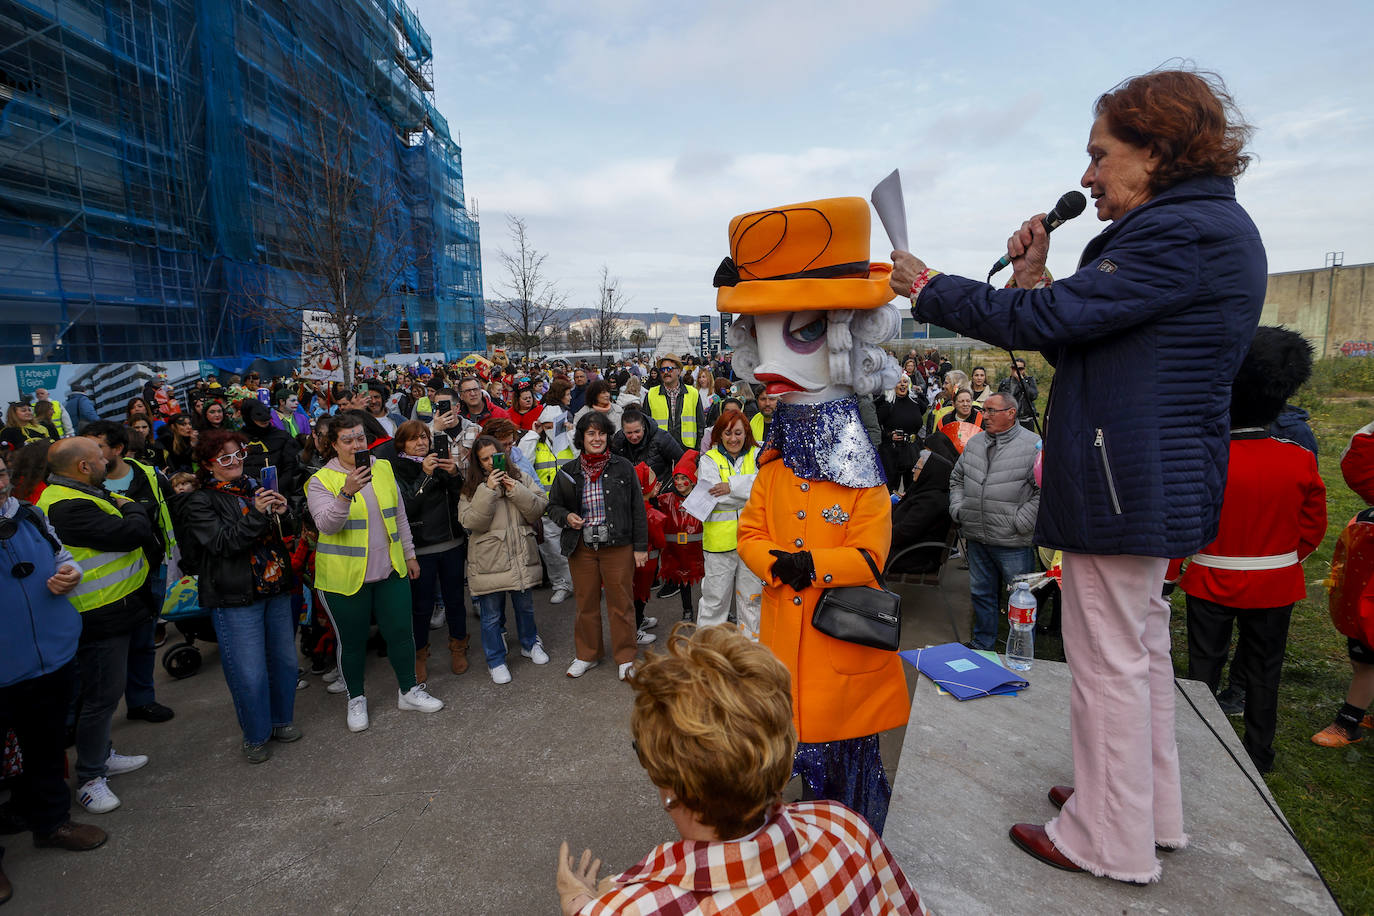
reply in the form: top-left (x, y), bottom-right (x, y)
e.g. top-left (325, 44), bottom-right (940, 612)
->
top-left (885, 659), bottom-right (1340, 915)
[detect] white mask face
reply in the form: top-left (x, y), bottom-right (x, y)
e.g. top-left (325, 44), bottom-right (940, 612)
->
top-left (751, 312), bottom-right (843, 404)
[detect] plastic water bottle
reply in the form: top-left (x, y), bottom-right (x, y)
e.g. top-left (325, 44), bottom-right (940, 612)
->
top-left (1005, 576), bottom-right (1037, 671)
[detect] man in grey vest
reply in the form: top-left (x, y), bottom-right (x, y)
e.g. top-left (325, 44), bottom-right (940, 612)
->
top-left (950, 393), bottom-right (1041, 650)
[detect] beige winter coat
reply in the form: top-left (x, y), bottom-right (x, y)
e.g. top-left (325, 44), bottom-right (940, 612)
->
top-left (457, 469), bottom-right (547, 597)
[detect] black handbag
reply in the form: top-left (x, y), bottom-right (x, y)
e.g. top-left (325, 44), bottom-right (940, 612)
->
top-left (811, 548), bottom-right (902, 651)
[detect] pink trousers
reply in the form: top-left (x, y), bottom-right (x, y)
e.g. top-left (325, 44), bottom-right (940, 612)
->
top-left (1045, 552), bottom-right (1187, 884)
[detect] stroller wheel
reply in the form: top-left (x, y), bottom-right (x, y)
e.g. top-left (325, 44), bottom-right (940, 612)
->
top-left (163, 643), bottom-right (202, 679)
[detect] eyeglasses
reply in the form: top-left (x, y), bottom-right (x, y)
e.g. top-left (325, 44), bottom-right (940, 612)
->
top-left (214, 448), bottom-right (249, 466)
top-left (983, 406), bottom-right (1016, 415)
top-left (658, 366), bottom-right (677, 373)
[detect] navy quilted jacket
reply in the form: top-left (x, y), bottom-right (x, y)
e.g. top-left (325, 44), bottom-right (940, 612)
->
top-left (913, 175), bottom-right (1265, 556)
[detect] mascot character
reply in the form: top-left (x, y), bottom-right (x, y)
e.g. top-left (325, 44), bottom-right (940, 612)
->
top-left (720, 197), bottom-right (908, 833)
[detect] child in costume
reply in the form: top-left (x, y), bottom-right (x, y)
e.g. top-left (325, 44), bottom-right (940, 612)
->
top-left (655, 451), bottom-right (706, 621)
top-left (720, 197), bottom-right (909, 833)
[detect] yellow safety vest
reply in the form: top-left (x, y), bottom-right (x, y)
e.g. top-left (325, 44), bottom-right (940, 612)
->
top-left (47, 400), bottom-right (66, 436)
top-left (311, 459), bottom-right (406, 596)
top-left (750, 412), bottom-right (767, 443)
top-left (702, 447), bottom-right (758, 553)
top-left (415, 396), bottom-right (433, 417)
top-left (125, 458), bottom-right (175, 549)
top-left (647, 385), bottom-right (700, 448)
top-left (36, 484), bottom-right (149, 612)
top-left (532, 439), bottom-right (574, 489)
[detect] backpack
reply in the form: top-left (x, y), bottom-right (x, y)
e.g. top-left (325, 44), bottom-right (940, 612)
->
top-left (15, 502), bottom-right (63, 555)
top-left (1326, 508), bottom-right (1374, 649)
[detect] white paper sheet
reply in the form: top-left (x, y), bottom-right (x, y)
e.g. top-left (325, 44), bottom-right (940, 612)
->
top-left (682, 483), bottom-right (718, 522)
top-left (871, 169), bottom-right (909, 252)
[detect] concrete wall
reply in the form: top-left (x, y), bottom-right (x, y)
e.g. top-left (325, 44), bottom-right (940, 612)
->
top-left (1261, 262), bottom-right (1374, 357)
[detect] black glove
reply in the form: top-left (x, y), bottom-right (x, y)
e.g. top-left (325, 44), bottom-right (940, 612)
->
top-left (769, 549), bottom-right (815, 592)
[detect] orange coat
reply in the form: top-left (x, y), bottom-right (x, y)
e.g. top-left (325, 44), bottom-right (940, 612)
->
top-left (738, 458), bottom-right (910, 743)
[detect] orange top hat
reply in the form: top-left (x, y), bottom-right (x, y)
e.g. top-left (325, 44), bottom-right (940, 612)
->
top-left (714, 197), bottom-right (895, 314)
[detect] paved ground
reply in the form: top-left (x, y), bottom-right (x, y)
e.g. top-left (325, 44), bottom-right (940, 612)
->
top-left (0, 570), bottom-right (964, 916)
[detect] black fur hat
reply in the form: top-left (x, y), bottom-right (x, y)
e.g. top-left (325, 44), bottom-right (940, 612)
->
top-left (1230, 326), bottom-right (1314, 428)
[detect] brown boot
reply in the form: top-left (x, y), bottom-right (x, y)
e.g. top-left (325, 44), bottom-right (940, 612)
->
top-left (449, 636), bottom-right (469, 675)
top-left (415, 645), bottom-right (430, 685)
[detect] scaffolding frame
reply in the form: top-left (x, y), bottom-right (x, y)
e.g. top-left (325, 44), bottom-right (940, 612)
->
top-left (0, 0), bottom-right (483, 365)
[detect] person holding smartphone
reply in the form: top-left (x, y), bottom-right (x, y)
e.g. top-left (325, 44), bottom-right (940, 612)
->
top-left (177, 430), bottom-right (299, 763)
top-left (389, 421), bottom-right (470, 682)
top-left (305, 415), bottom-right (442, 733)
top-left (457, 435), bottom-right (550, 685)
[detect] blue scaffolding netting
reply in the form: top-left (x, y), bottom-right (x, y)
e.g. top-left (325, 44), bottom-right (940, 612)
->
top-left (0, 0), bottom-right (485, 366)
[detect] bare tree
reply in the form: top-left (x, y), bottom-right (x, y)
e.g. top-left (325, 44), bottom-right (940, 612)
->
top-left (489, 215), bottom-right (566, 362)
top-left (237, 62), bottom-right (418, 384)
top-left (588, 264), bottom-right (628, 364)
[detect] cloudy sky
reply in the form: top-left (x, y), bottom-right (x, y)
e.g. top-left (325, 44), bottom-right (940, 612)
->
top-left (409, 0), bottom-right (1373, 320)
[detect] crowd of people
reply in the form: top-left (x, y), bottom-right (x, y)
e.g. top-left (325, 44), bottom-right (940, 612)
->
top-left (3, 65), bottom-right (1373, 913)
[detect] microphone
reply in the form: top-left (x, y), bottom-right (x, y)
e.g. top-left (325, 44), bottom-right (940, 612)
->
top-left (987, 191), bottom-right (1087, 278)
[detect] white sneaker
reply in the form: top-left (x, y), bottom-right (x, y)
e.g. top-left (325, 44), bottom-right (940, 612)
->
top-left (77, 777), bottom-right (120, 814)
top-left (105, 749), bottom-right (149, 776)
top-left (618, 661), bottom-right (635, 681)
top-left (566, 658), bottom-right (599, 678)
top-left (398, 684), bottom-right (444, 713)
top-left (521, 639), bottom-right (550, 665)
top-left (296, 677), bottom-right (309, 691)
top-left (429, 605), bottom-right (446, 629)
top-left (489, 664), bottom-right (512, 685)
top-left (641, 616), bottom-right (658, 630)
top-left (322, 667), bottom-right (342, 683)
top-left (636, 629), bottom-right (657, 646)
top-left (347, 696), bottom-right (369, 732)
top-left (550, 588), bottom-right (571, 605)
top-left (327, 676), bottom-right (348, 694)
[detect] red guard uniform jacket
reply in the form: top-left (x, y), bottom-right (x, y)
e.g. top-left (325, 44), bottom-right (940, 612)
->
top-left (738, 455), bottom-right (910, 744)
top-left (1178, 431), bottom-right (1326, 608)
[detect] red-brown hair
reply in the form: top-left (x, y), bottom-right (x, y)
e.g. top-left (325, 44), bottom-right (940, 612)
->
top-left (193, 429), bottom-right (249, 484)
top-left (709, 407), bottom-right (756, 452)
top-left (1094, 68), bottom-right (1253, 193)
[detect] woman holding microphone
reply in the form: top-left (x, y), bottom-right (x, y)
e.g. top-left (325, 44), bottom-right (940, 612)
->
top-left (890, 68), bottom-right (1265, 884)
top-left (306, 413), bottom-right (443, 733)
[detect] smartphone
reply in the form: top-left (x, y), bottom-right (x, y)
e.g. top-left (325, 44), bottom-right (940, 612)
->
top-left (260, 465), bottom-right (279, 493)
top-left (435, 399), bottom-right (453, 416)
top-left (359, 448), bottom-right (373, 469)
top-left (492, 452), bottom-right (507, 473)
top-left (434, 433), bottom-right (450, 460)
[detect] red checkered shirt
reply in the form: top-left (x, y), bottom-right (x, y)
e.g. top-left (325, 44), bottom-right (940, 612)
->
top-left (579, 800), bottom-right (927, 916)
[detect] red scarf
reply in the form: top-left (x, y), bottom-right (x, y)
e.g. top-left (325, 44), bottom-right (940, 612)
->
top-left (580, 451), bottom-right (610, 483)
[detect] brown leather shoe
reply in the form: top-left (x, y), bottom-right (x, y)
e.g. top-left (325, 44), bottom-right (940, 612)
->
top-left (1009, 823), bottom-right (1083, 873)
top-left (415, 646), bottom-right (430, 684)
top-left (449, 636), bottom-right (469, 675)
top-left (34, 820), bottom-right (108, 851)
top-left (1048, 785), bottom-right (1074, 809)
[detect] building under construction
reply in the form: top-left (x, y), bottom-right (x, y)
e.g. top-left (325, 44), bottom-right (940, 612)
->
top-left (0, 0), bottom-right (484, 366)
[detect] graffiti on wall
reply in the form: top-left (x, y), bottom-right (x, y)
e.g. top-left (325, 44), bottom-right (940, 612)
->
top-left (1340, 340), bottom-right (1374, 357)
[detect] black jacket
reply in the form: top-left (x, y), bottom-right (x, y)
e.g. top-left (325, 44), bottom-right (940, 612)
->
top-left (43, 475), bottom-right (158, 638)
top-left (390, 456), bottom-right (465, 550)
top-left (240, 419), bottom-right (303, 495)
top-left (610, 416), bottom-right (684, 483)
top-left (173, 486), bottom-right (295, 609)
top-left (546, 455), bottom-right (648, 557)
top-left (889, 433), bottom-right (960, 573)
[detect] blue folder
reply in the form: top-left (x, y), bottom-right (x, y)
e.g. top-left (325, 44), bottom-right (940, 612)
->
top-left (901, 642), bottom-right (1030, 700)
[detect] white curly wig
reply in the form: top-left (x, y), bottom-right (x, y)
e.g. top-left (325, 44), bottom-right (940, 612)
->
top-left (727, 304), bottom-right (904, 397)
